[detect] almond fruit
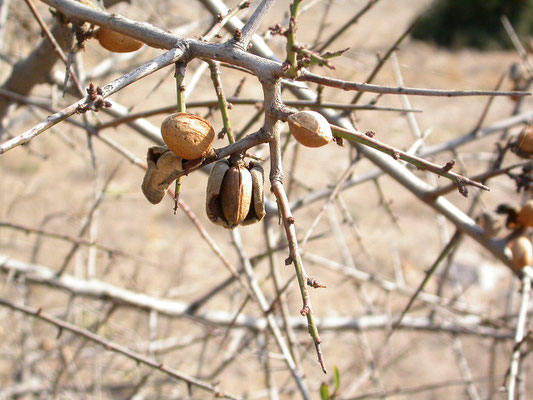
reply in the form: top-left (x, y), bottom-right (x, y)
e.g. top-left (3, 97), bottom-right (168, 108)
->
top-left (288, 111), bottom-right (333, 148)
top-left (161, 113), bottom-right (215, 160)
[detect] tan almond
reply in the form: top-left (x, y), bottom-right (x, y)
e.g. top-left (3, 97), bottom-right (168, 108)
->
top-left (288, 111), bottom-right (333, 148)
top-left (509, 236), bottom-right (533, 271)
top-left (161, 113), bottom-right (215, 160)
top-left (518, 200), bottom-right (533, 227)
top-left (220, 164), bottom-right (252, 228)
top-left (96, 27), bottom-right (144, 53)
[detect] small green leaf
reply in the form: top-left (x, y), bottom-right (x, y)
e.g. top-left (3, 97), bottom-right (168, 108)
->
top-left (320, 383), bottom-right (330, 400)
top-left (334, 366), bottom-right (340, 391)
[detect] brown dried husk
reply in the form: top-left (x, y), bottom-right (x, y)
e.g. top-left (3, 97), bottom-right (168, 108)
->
top-left (220, 165), bottom-right (252, 229)
top-left (161, 113), bottom-right (215, 160)
top-left (206, 160), bottom-right (231, 227)
top-left (141, 146), bottom-right (183, 204)
top-left (242, 162), bottom-right (265, 225)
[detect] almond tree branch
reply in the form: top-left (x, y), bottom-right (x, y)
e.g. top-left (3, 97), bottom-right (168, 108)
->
top-left (287, 110), bottom-right (533, 214)
top-left (0, 47), bottom-right (184, 154)
top-left (298, 69), bottom-right (530, 97)
top-left (330, 124), bottom-right (489, 194)
top-left (237, 0), bottom-right (276, 49)
top-left (3, 0), bottom-right (526, 155)
top-left (38, 0), bottom-right (532, 101)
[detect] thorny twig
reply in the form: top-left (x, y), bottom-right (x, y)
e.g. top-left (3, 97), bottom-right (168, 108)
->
top-left (330, 124), bottom-right (488, 195)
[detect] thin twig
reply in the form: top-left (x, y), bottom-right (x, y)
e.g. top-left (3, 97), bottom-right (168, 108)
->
top-left (0, 221), bottom-right (162, 267)
top-left (388, 231), bottom-right (462, 341)
top-left (271, 180), bottom-right (327, 373)
top-left (507, 267), bottom-right (532, 400)
top-left (300, 69), bottom-right (530, 97)
top-left (343, 375), bottom-right (500, 400)
top-left (96, 99), bottom-right (416, 131)
top-left (230, 229), bottom-right (311, 400)
top-left (202, 0), bottom-right (251, 42)
top-left (501, 16), bottom-right (533, 78)
top-left (330, 124), bottom-right (489, 193)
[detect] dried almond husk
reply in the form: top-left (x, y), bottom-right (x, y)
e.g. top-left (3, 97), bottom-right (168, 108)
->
top-left (242, 162), bottom-right (266, 225)
top-left (288, 111), bottom-right (333, 148)
top-left (508, 235), bottom-right (533, 271)
top-left (141, 146), bottom-right (182, 204)
top-left (206, 159), bottom-right (265, 228)
top-left (206, 159), bottom-right (231, 227)
top-left (162, 113), bottom-right (215, 160)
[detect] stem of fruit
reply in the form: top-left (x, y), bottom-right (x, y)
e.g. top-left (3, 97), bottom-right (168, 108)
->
top-left (271, 180), bottom-right (327, 374)
top-left (285, 0), bottom-right (303, 77)
top-left (174, 61), bottom-right (187, 213)
top-left (208, 60), bottom-right (235, 144)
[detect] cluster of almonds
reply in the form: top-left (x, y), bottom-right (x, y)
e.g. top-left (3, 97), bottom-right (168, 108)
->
top-left (206, 159), bottom-right (265, 229)
top-left (480, 201), bottom-right (533, 272)
top-left (141, 112), bottom-right (266, 229)
top-left (141, 110), bottom-right (335, 229)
